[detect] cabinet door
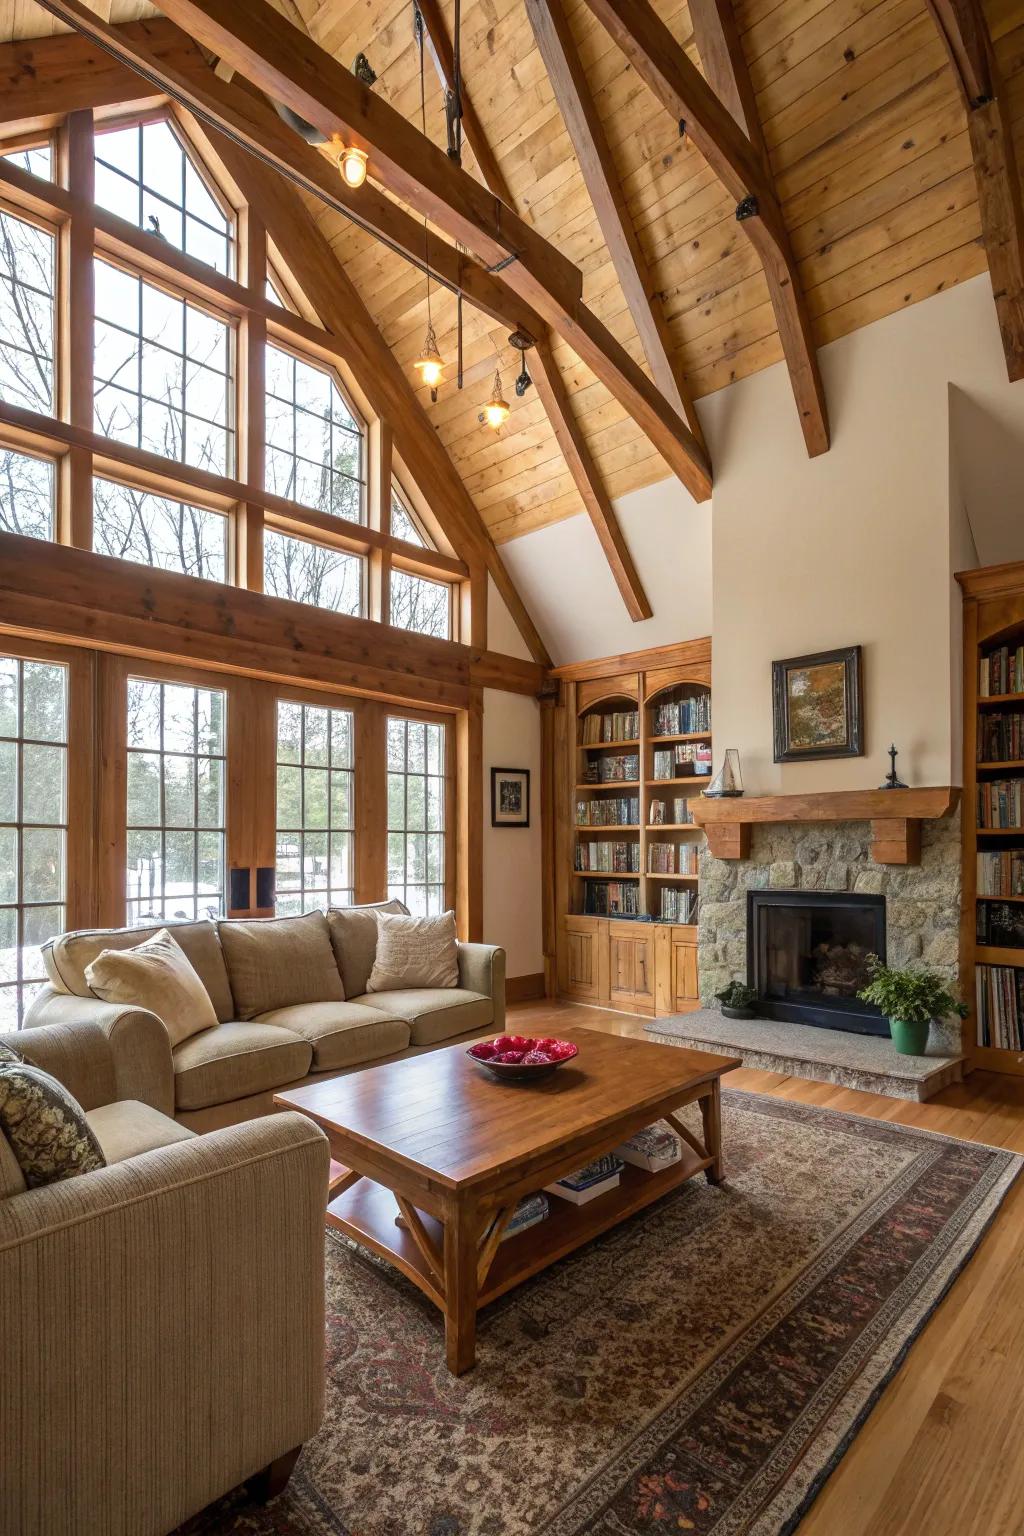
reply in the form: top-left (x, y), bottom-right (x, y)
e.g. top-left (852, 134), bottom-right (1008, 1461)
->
top-left (608, 923), bottom-right (655, 1013)
top-left (673, 939), bottom-right (698, 1004)
top-left (654, 925), bottom-right (699, 1014)
top-left (561, 916), bottom-right (608, 1003)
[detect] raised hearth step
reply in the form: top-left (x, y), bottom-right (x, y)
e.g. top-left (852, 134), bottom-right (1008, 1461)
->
top-left (645, 1009), bottom-right (964, 1102)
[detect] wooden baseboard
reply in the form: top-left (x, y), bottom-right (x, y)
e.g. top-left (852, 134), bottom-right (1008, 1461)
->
top-left (506, 972), bottom-right (547, 1003)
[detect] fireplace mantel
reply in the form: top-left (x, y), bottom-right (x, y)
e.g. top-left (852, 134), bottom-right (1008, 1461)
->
top-left (690, 786), bottom-right (960, 865)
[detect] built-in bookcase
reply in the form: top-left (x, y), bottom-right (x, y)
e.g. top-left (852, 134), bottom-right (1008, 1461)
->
top-left (555, 640), bottom-right (711, 1018)
top-left (961, 567), bottom-right (1024, 1074)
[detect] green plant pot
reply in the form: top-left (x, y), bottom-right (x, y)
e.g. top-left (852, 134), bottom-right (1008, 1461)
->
top-left (889, 1017), bottom-right (929, 1055)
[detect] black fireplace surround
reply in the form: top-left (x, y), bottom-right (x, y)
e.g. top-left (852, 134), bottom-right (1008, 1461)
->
top-left (746, 889), bottom-right (887, 1036)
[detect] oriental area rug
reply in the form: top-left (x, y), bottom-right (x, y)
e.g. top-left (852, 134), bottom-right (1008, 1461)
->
top-left (183, 1091), bottom-right (1020, 1536)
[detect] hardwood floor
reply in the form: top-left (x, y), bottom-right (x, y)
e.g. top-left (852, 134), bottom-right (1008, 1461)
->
top-left (509, 998), bottom-right (1024, 1536)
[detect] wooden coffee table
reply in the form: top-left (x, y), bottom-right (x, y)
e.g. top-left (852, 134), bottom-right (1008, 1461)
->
top-left (275, 1026), bottom-right (739, 1374)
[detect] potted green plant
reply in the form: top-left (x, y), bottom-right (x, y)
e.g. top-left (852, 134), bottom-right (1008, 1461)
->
top-left (715, 980), bottom-right (758, 1021)
top-left (856, 956), bottom-right (968, 1055)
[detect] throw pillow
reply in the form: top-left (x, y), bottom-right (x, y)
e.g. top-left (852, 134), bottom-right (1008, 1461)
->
top-left (0, 1040), bottom-right (24, 1064)
top-left (365, 910), bottom-right (459, 993)
top-left (85, 928), bottom-right (218, 1049)
top-left (0, 1062), bottom-right (106, 1188)
top-left (327, 899), bottom-right (407, 998)
top-left (218, 910), bottom-right (345, 1020)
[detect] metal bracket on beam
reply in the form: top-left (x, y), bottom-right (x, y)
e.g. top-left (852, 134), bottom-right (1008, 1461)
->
top-left (735, 195), bottom-right (759, 221)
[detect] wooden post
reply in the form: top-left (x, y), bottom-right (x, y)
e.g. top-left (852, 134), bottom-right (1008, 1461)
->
top-left (59, 108), bottom-right (94, 550)
top-left (456, 688), bottom-right (484, 942)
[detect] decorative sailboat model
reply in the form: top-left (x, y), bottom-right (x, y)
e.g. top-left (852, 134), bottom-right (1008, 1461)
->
top-left (703, 748), bottom-right (744, 799)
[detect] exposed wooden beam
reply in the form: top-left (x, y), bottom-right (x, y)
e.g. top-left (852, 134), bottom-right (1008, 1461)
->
top-left (924, 0), bottom-right (1024, 381)
top-left (531, 336), bottom-right (652, 621)
top-left (204, 123), bottom-right (552, 666)
top-left (524, 0), bottom-right (704, 450)
top-left (414, 0), bottom-right (653, 621)
top-left (580, 0), bottom-right (829, 459)
top-left (0, 21), bottom-right (190, 131)
top-left (39, 0), bottom-right (710, 500)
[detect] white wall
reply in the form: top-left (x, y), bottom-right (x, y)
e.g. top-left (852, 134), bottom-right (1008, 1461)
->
top-left (499, 477), bottom-right (712, 665)
top-left (481, 687), bottom-right (544, 979)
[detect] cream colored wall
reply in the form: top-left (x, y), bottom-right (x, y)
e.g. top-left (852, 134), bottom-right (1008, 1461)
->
top-left (481, 686), bottom-right (544, 979)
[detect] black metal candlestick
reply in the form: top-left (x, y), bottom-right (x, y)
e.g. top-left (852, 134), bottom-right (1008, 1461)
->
top-left (880, 743), bottom-right (907, 790)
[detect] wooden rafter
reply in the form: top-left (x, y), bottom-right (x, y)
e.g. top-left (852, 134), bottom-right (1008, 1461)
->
top-left (0, 21), bottom-right (193, 131)
top-left (579, 0), bottom-right (829, 459)
top-left (524, 0), bottom-right (704, 450)
top-left (38, 0), bottom-right (711, 501)
top-left (925, 0), bottom-right (1024, 381)
top-left (414, 0), bottom-right (651, 622)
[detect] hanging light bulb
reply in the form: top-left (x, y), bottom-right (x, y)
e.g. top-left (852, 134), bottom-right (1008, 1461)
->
top-left (482, 368), bottom-right (510, 430)
top-left (339, 144), bottom-right (368, 188)
top-left (414, 320), bottom-right (444, 399)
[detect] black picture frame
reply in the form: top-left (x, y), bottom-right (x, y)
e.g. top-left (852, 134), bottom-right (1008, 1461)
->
top-left (772, 645), bottom-right (863, 763)
top-left (491, 767), bottom-right (530, 827)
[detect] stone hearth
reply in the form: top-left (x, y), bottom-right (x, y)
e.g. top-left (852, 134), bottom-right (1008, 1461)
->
top-left (697, 806), bottom-right (963, 1057)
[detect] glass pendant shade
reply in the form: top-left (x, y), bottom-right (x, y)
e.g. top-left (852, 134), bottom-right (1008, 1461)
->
top-left (704, 748), bottom-right (744, 798)
top-left (414, 323), bottom-right (444, 390)
top-left (482, 369), bottom-right (510, 429)
top-left (339, 145), bottom-right (368, 187)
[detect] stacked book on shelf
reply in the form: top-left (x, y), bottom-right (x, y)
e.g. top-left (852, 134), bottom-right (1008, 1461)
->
top-left (659, 887), bottom-right (698, 923)
top-left (575, 796), bottom-right (640, 826)
top-left (978, 711), bottom-right (1024, 762)
top-left (652, 696), bottom-right (711, 735)
top-left (980, 645), bottom-right (1024, 697)
top-left (977, 850), bottom-right (1024, 895)
top-left (583, 752), bottom-right (640, 784)
top-left (583, 881), bottom-right (640, 916)
top-left (977, 901), bottom-right (1024, 949)
top-left (652, 743), bottom-right (712, 780)
top-left (647, 842), bottom-right (698, 875)
top-left (613, 1123), bottom-right (683, 1171)
top-left (575, 841), bottom-right (640, 873)
top-left (546, 1154), bottom-right (624, 1205)
top-left (581, 710), bottom-right (639, 743)
top-left (976, 963), bottom-right (1024, 1049)
top-left (649, 797), bottom-right (695, 825)
top-left (977, 779), bottom-right (1024, 829)
top-left (500, 1193), bottom-right (549, 1242)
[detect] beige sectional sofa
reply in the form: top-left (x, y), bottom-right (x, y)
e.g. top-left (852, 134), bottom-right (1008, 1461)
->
top-left (24, 901), bottom-right (506, 1130)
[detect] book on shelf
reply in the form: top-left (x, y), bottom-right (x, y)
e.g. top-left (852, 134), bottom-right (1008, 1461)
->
top-left (583, 880), bottom-right (640, 916)
top-left (614, 1123), bottom-right (683, 1172)
top-left (977, 901), bottom-right (1024, 949)
top-left (582, 752), bottom-right (640, 784)
top-left (581, 710), bottom-right (639, 744)
top-left (977, 779), bottom-right (1024, 829)
top-left (976, 963), bottom-right (1024, 1049)
top-left (647, 842), bottom-right (698, 875)
top-left (649, 797), bottom-right (695, 825)
top-left (652, 697), bottom-right (711, 735)
top-left (546, 1154), bottom-right (624, 1205)
top-left (978, 710), bottom-right (1024, 762)
top-left (980, 646), bottom-right (1024, 698)
top-left (575, 840), bottom-right (640, 873)
top-left (575, 796), bottom-right (640, 826)
top-left (501, 1192), bottom-right (549, 1241)
top-left (659, 887), bottom-right (698, 923)
top-left (977, 850), bottom-right (1024, 896)
top-left (652, 743), bottom-right (713, 780)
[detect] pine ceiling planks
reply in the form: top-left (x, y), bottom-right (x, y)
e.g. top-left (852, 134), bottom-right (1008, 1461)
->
top-left (4, 0), bottom-right (1024, 541)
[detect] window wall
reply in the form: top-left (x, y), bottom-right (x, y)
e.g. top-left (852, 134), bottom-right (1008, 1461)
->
top-left (275, 700), bottom-right (355, 914)
top-left (387, 715), bottom-right (447, 914)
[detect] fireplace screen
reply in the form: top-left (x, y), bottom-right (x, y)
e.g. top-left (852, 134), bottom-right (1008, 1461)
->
top-left (747, 890), bottom-right (886, 1035)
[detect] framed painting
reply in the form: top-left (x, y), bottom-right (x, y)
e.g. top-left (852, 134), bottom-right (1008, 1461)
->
top-left (491, 767), bottom-right (530, 827)
top-left (772, 646), bottom-right (863, 762)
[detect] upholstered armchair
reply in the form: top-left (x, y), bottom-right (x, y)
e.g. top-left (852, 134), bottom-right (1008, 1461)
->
top-left (0, 1018), bottom-right (330, 1535)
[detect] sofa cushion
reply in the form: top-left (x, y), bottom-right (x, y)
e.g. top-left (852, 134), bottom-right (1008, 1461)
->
top-left (84, 928), bottom-right (218, 1048)
top-left (0, 1129), bottom-right (26, 1198)
top-left (352, 988), bottom-right (493, 1047)
top-left (85, 1100), bottom-right (197, 1163)
top-left (255, 1002), bottom-right (411, 1071)
top-left (366, 909), bottom-right (459, 993)
top-left (327, 899), bottom-right (407, 999)
top-left (218, 911), bottom-right (344, 1020)
top-left (43, 919), bottom-right (235, 1021)
top-left (0, 1062), bottom-right (107, 1188)
top-left (171, 1022), bottom-right (313, 1112)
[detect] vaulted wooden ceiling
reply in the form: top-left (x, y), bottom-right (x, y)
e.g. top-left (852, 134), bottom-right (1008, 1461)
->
top-left (4, 0), bottom-right (1022, 551)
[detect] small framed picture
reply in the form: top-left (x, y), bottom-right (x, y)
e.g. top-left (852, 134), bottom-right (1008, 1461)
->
top-left (772, 645), bottom-right (863, 762)
top-left (491, 767), bottom-right (530, 827)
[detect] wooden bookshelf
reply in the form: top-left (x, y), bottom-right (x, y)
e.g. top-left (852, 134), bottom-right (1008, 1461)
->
top-left (551, 638), bottom-right (711, 1018)
top-left (959, 563), bottom-right (1024, 1075)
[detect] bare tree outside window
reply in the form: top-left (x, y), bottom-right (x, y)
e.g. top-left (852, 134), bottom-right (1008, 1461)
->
top-left (0, 449), bottom-right (54, 541)
top-left (265, 343), bottom-right (364, 522)
top-left (0, 205), bottom-right (55, 414)
top-left (94, 119), bottom-right (232, 275)
top-left (264, 528), bottom-right (363, 614)
top-left (93, 479), bottom-right (227, 579)
top-left (390, 567), bottom-right (451, 639)
top-left (2, 145), bottom-right (52, 180)
top-left (275, 701), bottom-right (354, 914)
top-left (386, 716), bottom-right (446, 915)
top-left (390, 489), bottom-right (425, 547)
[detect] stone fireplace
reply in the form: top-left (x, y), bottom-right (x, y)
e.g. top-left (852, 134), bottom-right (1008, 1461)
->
top-left (747, 889), bottom-right (886, 1035)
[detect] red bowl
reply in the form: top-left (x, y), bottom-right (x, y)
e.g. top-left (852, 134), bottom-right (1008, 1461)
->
top-left (466, 1036), bottom-right (579, 1081)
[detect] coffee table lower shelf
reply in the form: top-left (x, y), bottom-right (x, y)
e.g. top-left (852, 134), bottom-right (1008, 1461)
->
top-left (326, 1141), bottom-right (709, 1310)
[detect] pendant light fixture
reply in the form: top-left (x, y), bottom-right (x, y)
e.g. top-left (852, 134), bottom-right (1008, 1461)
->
top-left (412, 5), bottom-right (444, 401)
top-left (338, 143), bottom-right (368, 188)
top-left (481, 367), bottom-right (510, 430)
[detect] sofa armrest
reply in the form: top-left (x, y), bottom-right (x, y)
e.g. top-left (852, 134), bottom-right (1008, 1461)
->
top-left (458, 942), bottom-right (506, 1033)
top-left (20, 986), bottom-right (175, 1117)
top-left (0, 1111), bottom-right (329, 1536)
